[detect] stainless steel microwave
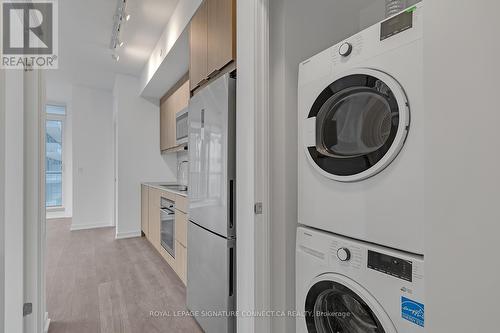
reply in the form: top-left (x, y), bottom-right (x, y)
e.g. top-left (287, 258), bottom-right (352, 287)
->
top-left (176, 107), bottom-right (188, 146)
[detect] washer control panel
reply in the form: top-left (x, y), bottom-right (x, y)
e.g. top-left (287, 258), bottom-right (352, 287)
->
top-left (367, 250), bottom-right (412, 282)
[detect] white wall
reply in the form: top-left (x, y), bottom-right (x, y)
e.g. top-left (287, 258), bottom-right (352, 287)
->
top-left (269, 1), bottom-right (399, 332)
top-left (423, 1), bottom-right (500, 331)
top-left (140, 0), bottom-right (202, 96)
top-left (113, 74), bottom-right (176, 239)
top-left (71, 86), bottom-right (114, 230)
top-left (45, 80), bottom-right (73, 218)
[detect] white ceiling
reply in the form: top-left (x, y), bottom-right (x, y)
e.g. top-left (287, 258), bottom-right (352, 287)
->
top-left (47, 0), bottom-right (179, 91)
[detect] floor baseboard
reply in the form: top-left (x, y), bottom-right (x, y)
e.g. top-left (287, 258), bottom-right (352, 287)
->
top-left (44, 312), bottom-right (50, 333)
top-left (70, 222), bottom-right (114, 231)
top-left (115, 230), bottom-right (142, 239)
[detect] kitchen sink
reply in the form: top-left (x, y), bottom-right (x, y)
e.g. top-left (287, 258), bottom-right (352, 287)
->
top-left (160, 184), bottom-right (188, 192)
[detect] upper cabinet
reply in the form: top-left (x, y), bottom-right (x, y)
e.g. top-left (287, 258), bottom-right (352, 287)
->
top-left (189, 0), bottom-right (236, 92)
top-left (160, 77), bottom-right (190, 152)
top-left (190, 1), bottom-right (208, 91)
top-left (207, 0), bottom-right (236, 73)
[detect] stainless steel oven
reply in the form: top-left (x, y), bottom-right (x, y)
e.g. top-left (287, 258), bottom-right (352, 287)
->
top-left (176, 107), bottom-right (189, 146)
top-left (160, 197), bottom-right (175, 258)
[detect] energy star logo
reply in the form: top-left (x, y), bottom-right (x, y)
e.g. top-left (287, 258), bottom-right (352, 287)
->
top-left (1, 0), bottom-right (58, 69)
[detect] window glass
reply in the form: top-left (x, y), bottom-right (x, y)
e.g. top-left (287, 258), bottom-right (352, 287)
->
top-left (46, 104), bottom-right (66, 115)
top-left (46, 120), bottom-right (63, 207)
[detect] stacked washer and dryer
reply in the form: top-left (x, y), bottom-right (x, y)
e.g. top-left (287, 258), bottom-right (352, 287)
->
top-left (296, 3), bottom-right (425, 333)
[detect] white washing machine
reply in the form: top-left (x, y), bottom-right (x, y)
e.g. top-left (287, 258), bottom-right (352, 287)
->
top-left (296, 226), bottom-right (425, 333)
top-left (298, 4), bottom-right (424, 254)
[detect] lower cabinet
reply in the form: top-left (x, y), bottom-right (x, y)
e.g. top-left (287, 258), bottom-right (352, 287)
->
top-left (175, 240), bottom-right (187, 284)
top-left (147, 188), bottom-right (162, 251)
top-left (141, 185), bottom-right (149, 239)
top-left (141, 185), bottom-right (188, 285)
top-left (175, 209), bottom-right (188, 247)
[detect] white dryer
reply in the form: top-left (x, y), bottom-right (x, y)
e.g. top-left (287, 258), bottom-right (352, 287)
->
top-left (298, 4), bottom-right (424, 254)
top-left (296, 226), bottom-right (425, 333)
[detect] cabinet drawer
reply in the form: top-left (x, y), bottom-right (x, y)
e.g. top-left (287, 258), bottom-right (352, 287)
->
top-left (175, 210), bottom-right (188, 247)
top-left (175, 195), bottom-right (188, 213)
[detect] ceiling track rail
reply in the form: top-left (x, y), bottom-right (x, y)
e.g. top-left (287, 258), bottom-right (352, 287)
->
top-left (109, 0), bottom-right (128, 49)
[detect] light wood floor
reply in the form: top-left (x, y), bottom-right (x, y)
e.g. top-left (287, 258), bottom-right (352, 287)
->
top-left (46, 219), bottom-right (203, 333)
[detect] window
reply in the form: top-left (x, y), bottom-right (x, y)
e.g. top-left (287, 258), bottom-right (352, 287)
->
top-left (45, 104), bottom-right (65, 208)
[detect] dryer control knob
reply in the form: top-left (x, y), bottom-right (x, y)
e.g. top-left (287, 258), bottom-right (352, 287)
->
top-left (339, 42), bottom-right (353, 57)
top-left (337, 248), bottom-right (351, 262)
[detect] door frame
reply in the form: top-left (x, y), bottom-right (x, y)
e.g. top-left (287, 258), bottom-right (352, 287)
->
top-left (2, 69), bottom-right (25, 333)
top-left (236, 0), bottom-right (271, 332)
top-left (23, 68), bottom-right (48, 333)
top-left (0, 68), bottom-right (4, 333)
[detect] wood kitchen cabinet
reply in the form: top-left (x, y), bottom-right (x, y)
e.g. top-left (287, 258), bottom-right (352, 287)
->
top-left (175, 240), bottom-right (187, 284)
top-left (189, 0), bottom-right (208, 91)
top-left (160, 97), bottom-right (175, 151)
top-left (207, 0), bottom-right (236, 75)
top-left (160, 78), bottom-right (190, 152)
top-left (175, 209), bottom-right (188, 248)
top-left (148, 188), bottom-right (162, 251)
top-left (189, 0), bottom-right (236, 91)
top-left (141, 185), bottom-right (149, 239)
top-left (141, 184), bottom-right (189, 285)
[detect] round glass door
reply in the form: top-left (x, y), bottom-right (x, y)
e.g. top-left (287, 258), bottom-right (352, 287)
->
top-left (305, 280), bottom-right (386, 333)
top-left (305, 69), bottom-right (409, 182)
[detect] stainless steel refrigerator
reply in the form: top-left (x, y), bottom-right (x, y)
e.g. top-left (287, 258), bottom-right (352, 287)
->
top-left (187, 73), bottom-right (236, 333)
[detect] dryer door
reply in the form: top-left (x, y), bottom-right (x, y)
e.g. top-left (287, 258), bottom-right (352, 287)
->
top-left (303, 68), bottom-right (409, 182)
top-left (304, 275), bottom-right (396, 333)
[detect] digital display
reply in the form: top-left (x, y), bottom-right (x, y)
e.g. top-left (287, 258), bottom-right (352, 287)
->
top-left (368, 250), bottom-right (412, 282)
top-left (380, 10), bottom-right (413, 41)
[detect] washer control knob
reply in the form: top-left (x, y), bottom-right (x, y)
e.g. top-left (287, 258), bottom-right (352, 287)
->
top-left (339, 42), bottom-right (353, 57)
top-left (337, 248), bottom-right (351, 262)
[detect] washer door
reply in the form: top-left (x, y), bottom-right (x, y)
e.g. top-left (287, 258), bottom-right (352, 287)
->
top-left (303, 68), bottom-right (409, 182)
top-left (304, 275), bottom-right (396, 333)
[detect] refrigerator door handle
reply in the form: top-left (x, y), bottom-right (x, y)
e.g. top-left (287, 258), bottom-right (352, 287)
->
top-left (229, 246), bottom-right (235, 297)
top-left (229, 179), bottom-right (234, 229)
top-left (201, 108), bottom-right (205, 139)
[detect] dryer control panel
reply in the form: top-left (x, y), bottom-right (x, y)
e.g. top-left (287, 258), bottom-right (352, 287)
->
top-left (367, 250), bottom-right (412, 282)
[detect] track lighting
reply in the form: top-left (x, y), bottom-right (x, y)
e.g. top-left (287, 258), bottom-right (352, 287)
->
top-left (109, 0), bottom-right (129, 50)
top-left (112, 54), bottom-right (120, 62)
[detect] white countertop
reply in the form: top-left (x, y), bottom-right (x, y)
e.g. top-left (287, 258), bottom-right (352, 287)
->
top-left (142, 182), bottom-right (188, 197)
